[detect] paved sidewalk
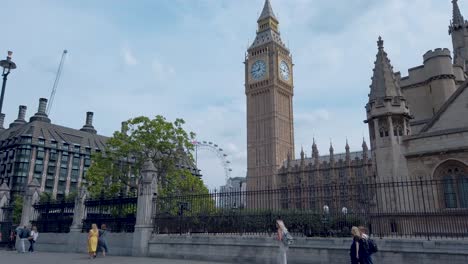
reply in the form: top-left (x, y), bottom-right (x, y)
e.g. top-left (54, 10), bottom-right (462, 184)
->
top-left (0, 250), bottom-right (229, 264)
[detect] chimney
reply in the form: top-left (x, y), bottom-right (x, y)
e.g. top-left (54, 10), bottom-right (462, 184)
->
top-left (121, 121), bottom-right (128, 134)
top-left (38, 98), bottom-right (47, 114)
top-left (18, 105), bottom-right (27, 120)
top-left (9, 105), bottom-right (28, 128)
top-left (29, 98), bottom-right (51, 123)
top-left (0, 113), bottom-right (5, 129)
top-left (80, 111), bottom-right (97, 134)
top-left (85, 112), bottom-right (93, 126)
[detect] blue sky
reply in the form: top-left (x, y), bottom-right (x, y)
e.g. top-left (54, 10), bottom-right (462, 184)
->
top-left (2, 0), bottom-right (457, 189)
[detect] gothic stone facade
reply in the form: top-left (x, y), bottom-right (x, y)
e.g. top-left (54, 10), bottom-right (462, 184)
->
top-left (245, 0), bottom-right (294, 191)
top-left (247, 0), bottom-right (468, 215)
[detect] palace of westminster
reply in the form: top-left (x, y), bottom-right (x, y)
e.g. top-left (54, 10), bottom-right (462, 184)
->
top-left (245, 0), bottom-right (468, 211)
top-left (0, 1), bottom-right (468, 216)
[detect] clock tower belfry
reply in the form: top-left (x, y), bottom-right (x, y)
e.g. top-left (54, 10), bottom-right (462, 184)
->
top-left (245, 0), bottom-right (295, 191)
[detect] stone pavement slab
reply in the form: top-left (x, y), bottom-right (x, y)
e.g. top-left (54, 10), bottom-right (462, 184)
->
top-left (0, 250), bottom-right (231, 264)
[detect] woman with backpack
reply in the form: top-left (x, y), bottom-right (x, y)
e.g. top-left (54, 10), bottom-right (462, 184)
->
top-left (276, 219), bottom-right (292, 264)
top-left (97, 224), bottom-right (108, 257)
top-left (350, 226), bottom-right (372, 264)
top-left (359, 226), bottom-right (376, 264)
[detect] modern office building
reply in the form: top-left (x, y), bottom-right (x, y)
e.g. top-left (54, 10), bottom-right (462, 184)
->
top-left (0, 98), bottom-right (106, 200)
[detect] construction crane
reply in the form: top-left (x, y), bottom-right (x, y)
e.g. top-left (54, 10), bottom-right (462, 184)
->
top-left (46, 49), bottom-right (68, 115)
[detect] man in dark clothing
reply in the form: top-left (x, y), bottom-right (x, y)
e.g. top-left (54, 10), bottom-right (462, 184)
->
top-left (18, 225), bottom-right (30, 253)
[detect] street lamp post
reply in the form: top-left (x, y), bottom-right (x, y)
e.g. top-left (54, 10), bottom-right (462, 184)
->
top-left (0, 51), bottom-right (17, 114)
top-left (342, 207), bottom-right (348, 235)
top-left (322, 205), bottom-right (330, 236)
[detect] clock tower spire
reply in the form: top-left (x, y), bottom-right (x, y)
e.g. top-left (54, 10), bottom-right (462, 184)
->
top-left (245, 0), bottom-right (295, 192)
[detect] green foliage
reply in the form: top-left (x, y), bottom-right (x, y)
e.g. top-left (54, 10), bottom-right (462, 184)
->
top-left (13, 196), bottom-right (23, 224)
top-left (65, 191), bottom-right (78, 202)
top-left (110, 205), bottom-right (137, 217)
top-left (39, 192), bottom-right (53, 203)
top-left (85, 115), bottom-right (201, 198)
top-left (38, 191), bottom-right (77, 203)
top-left (157, 169), bottom-right (214, 216)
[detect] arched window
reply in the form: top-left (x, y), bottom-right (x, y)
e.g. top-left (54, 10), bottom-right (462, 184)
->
top-left (443, 176), bottom-right (457, 208)
top-left (378, 119), bottom-right (389, 137)
top-left (459, 177), bottom-right (468, 207)
top-left (393, 118), bottom-right (403, 136)
top-left (434, 160), bottom-right (468, 209)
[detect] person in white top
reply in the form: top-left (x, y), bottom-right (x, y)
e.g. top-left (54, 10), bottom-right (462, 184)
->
top-left (276, 220), bottom-right (289, 264)
top-left (28, 226), bottom-right (39, 253)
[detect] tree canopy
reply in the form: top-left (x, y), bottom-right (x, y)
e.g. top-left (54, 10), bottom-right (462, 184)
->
top-left (85, 115), bottom-right (208, 198)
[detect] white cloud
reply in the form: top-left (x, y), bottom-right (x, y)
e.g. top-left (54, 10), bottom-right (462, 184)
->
top-left (295, 109), bottom-right (331, 124)
top-left (152, 59), bottom-right (176, 81)
top-left (122, 46), bottom-right (138, 66)
top-left (3, 0), bottom-right (457, 190)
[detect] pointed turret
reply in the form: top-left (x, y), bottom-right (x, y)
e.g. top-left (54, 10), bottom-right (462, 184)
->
top-left (449, 0), bottom-right (468, 70)
top-left (450, 0), bottom-right (465, 32)
top-left (345, 139), bottom-right (350, 161)
top-left (312, 138), bottom-right (318, 155)
top-left (369, 37), bottom-right (402, 101)
top-left (362, 138), bottom-right (369, 161)
top-left (365, 37), bottom-right (411, 181)
top-left (312, 138), bottom-right (319, 165)
top-left (362, 138), bottom-right (368, 151)
top-left (249, 0), bottom-right (286, 49)
top-left (258, 0), bottom-right (278, 22)
top-left (329, 141), bottom-right (334, 165)
top-left (300, 146), bottom-right (305, 167)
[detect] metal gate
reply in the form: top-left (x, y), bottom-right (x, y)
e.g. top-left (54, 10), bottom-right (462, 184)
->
top-left (0, 203), bottom-right (13, 247)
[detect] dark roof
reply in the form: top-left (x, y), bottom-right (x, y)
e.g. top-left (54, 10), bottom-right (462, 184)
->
top-left (0, 120), bottom-right (108, 149)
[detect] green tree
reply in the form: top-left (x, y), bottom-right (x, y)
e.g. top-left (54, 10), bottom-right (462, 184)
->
top-left (157, 168), bottom-right (215, 216)
top-left (13, 196), bottom-right (23, 224)
top-left (85, 115), bottom-right (206, 197)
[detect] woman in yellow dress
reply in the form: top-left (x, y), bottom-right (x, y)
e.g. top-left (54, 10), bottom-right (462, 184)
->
top-left (88, 223), bottom-right (99, 259)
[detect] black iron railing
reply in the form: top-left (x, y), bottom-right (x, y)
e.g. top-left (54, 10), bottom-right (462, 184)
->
top-left (82, 193), bottom-right (137, 233)
top-left (31, 200), bottom-right (75, 233)
top-left (153, 179), bottom-right (468, 239)
top-left (0, 204), bottom-right (13, 246)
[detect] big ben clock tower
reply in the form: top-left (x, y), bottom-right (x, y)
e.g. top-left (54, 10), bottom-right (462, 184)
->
top-left (245, 0), bottom-right (295, 191)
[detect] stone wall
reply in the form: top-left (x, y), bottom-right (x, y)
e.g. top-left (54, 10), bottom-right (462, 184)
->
top-left (28, 233), bottom-right (468, 263)
top-left (148, 235), bottom-right (468, 264)
top-left (34, 232), bottom-right (133, 256)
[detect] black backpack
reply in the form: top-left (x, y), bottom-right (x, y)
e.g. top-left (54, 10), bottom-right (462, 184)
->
top-left (367, 238), bottom-right (378, 254)
top-left (21, 229), bottom-right (30, 239)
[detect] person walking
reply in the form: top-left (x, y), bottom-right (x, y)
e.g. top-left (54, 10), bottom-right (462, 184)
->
top-left (88, 223), bottom-right (99, 259)
top-left (350, 226), bottom-right (372, 264)
top-left (9, 227), bottom-right (17, 251)
top-left (28, 226), bottom-right (39, 252)
top-left (359, 226), bottom-right (376, 264)
top-left (276, 219), bottom-right (290, 264)
top-left (15, 226), bottom-right (22, 253)
top-left (97, 224), bottom-right (108, 257)
top-left (18, 225), bottom-right (30, 253)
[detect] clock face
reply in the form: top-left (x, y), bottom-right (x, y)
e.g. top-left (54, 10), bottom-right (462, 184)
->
top-left (279, 61), bottom-right (290, 81)
top-left (251, 60), bottom-right (267, 80)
